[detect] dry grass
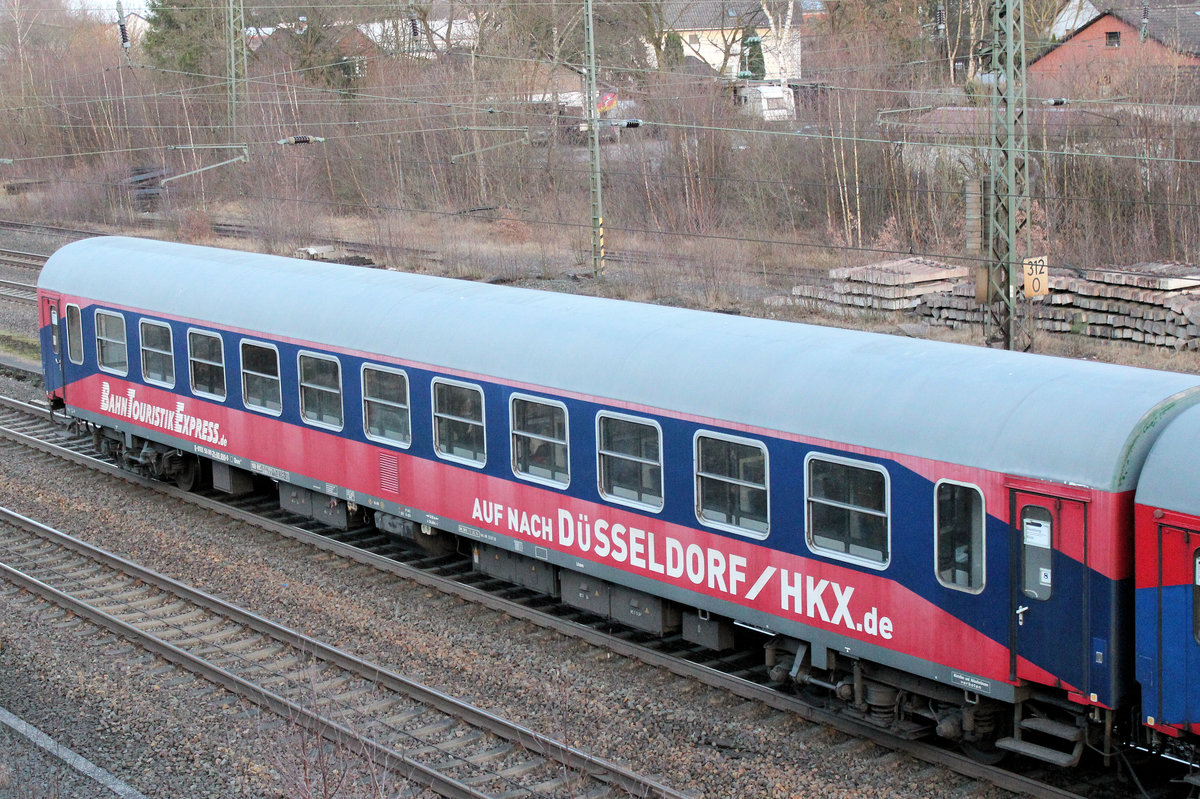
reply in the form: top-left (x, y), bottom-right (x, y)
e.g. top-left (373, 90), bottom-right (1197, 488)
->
top-left (0, 334), bottom-right (39, 366)
top-left (208, 206), bottom-right (1200, 380)
top-left (9, 192), bottom-right (1200, 376)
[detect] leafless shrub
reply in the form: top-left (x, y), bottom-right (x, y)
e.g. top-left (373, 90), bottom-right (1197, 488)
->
top-left (3, 4), bottom-right (1199, 325)
top-left (168, 208), bottom-right (217, 244)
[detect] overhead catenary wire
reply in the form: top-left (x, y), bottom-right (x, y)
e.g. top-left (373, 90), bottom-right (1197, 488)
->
top-left (4, 1), bottom-right (1200, 272)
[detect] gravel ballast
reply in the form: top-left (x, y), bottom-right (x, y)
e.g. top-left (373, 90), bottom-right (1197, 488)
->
top-left (0, 423), bottom-right (1012, 798)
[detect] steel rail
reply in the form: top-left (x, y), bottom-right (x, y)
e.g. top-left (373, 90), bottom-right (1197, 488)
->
top-left (0, 247), bottom-right (49, 269)
top-left (0, 278), bottom-right (36, 303)
top-left (0, 393), bottom-right (1085, 799)
top-left (0, 219), bottom-right (102, 239)
top-left (0, 406), bottom-right (690, 798)
top-left (0, 537), bottom-right (484, 798)
top-left (0, 505), bottom-right (689, 799)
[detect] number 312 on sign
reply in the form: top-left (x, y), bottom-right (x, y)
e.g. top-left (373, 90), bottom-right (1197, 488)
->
top-left (1023, 256), bottom-right (1049, 298)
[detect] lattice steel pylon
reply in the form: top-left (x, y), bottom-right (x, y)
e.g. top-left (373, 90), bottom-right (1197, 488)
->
top-left (583, 0), bottom-right (606, 278)
top-left (981, 0), bottom-right (1032, 350)
top-left (227, 0), bottom-right (248, 148)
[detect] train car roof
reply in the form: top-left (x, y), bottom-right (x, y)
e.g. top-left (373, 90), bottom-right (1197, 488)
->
top-left (1136, 402), bottom-right (1200, 515)
top-left (39, 236), bottom-right (1200, 492)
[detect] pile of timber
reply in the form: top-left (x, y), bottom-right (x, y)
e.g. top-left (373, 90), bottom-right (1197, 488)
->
top-left (785, 258), bottom-right (971, 312)
top-left (772, 257), bottom-right (1200, 349)
top-left (918, 262), bottom-right (1200, 348)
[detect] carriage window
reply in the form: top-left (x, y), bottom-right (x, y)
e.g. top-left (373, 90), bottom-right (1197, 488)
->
top-left (363, 366), bottom-right (410, 446)
top-left (936, 481), bottom-right (985, 592)
top-left (696, 433), bottom-right (768, 537)
top-left (299, 353), bottom-right (343, 429)
top-left (241, 341), bottom-right (281, 413)
top-left (512, 397), bottom-right (568, 487)
top-left (433, 380), bottom-right (485, 465)
top-left (66, 304), bottom-right (83, 365)
top-left (140, 321), bottom-right (174, 387)
top-left (188, 330), bottom-right (226, 400)
top-left (598, 414), bottom-right (663, 511)
top-left (1021, 505), bottom-right (1053, 600)
top-left (806, 454), bottom-right (889, 566)
top-left (95, 311), bottom-right (128, 375)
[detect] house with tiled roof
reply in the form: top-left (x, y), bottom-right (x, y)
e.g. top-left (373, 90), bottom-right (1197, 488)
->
top-left (1030, 1), bottom-right (1200, 100)
top-left (657, 0), bottom-right (820, 79)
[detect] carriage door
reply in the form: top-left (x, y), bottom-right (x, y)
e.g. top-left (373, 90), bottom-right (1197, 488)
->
top-left (40, 294), bottom-right (65, 395)
top-left (1010, 490), bottom-right (1088, 692)
top-left (1148, 525), bottom-right (1200, 726)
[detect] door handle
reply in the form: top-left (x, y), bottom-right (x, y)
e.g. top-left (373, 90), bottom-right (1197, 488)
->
top-left (1016, 605), bottom-right (1029, 627)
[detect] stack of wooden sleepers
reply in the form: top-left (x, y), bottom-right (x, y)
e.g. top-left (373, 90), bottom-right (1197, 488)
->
top-left (918, 262), bottom-right (1200, 348)
top-left (773, 258), bottom-right (1200, 349)
top-left (786, 258), bottom-right (971, 312)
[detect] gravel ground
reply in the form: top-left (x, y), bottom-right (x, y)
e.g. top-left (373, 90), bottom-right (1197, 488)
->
top-left (0, 408), bottom-right (1016, 798)
top-left (0, 294), bottom-right (37, 344)
top-left (0, 226), bottom-right (72, 357)
top-left (0, 371), bottom-right (42, 402)
top-left (0, 228), bottom-right (82, 257)
top-left (0, 564), bottom-right (433, 799)
top-left (0, 709), bottom-right (118, 799)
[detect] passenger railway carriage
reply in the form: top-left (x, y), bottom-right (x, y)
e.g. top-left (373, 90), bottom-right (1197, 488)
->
top-left (36, 236), bottom-right (1200, 767)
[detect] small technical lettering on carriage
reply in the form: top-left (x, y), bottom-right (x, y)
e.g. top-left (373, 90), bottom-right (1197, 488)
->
top-left (99, 381), bottom-right (228, 446)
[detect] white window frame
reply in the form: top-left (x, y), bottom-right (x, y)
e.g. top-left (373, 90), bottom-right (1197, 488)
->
top-left (1020, 505), bottom-right (1054, 601)
top-left (933, 479), bottom-right (986, 594)
top-left (804, 452), bottom-right (891, 570)
top-left (693, 430), bottom-right (770, 539)
top-left (596, 411), bottom-right (664, 513)
top-left (65, 303), bottom-right (83, 365)
top-left (139, 320), bottom-right (174, 389)
top-left (362, 363), bottom-right (412, 448)
top-left (432, 377), bottom-right (486, 467)
top-left (187, 328), bottom-right (226, 401)
top-left (95, 310), bottom-right (128, 376)
top-left (297, 351), bottom-right (344, 431)
top-left (49, 304), bottom-right (60, 356)
top-left (240, 339), bottom-right (283, 416)
top-left (510, 393), bottom-right (570, 489)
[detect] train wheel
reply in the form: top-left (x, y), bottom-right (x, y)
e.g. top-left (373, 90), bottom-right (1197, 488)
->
top-left (960, 739), bottom-right (1006, 765)
top-left (173, 456), bottom-right (200, 491)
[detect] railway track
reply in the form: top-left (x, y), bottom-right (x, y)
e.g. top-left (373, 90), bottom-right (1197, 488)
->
top-left (0, 390), bottom-right (1117, 798)
top-left (0, 480), bottom-right (687, 799)
top-left (0, 247), bottom-right (49, 271)
top-left (0, 219), bottom-right (98, 238)
top-left (0, 218), bottom-right (819, 289)
top-left (0, 278), bottom-right (37, 304)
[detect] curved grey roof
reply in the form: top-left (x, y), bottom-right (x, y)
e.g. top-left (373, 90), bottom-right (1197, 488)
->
top-left (40, 236), bottom-right (1200, 491)
top-left (1136, 402), bottom-right (1200, 515)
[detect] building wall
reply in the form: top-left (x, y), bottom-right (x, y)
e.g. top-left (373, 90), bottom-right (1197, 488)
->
top-left (1030, 14), bottom-right (1200, 100)
top-left (676, 26), bottom-right (801, 79)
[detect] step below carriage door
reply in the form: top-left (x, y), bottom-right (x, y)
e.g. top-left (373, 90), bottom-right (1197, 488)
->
top-left (1149, 524), bottom-right (1200, 727)
top-left (1010, 487), bottom-right (1088, 692)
